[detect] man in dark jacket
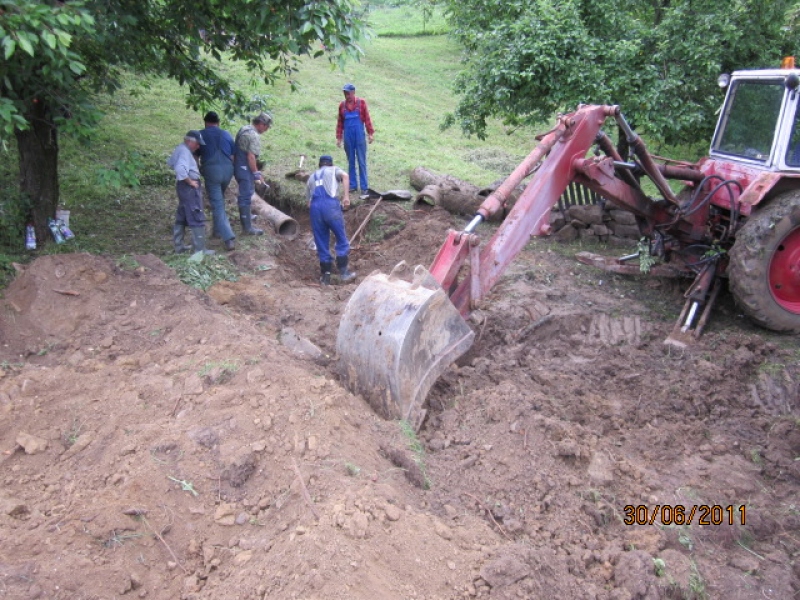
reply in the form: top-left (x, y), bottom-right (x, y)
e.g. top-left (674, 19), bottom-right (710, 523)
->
top-left (199, 111), bottom-right (236, 251)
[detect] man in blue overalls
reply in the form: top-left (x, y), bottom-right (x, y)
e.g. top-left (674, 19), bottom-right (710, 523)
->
top-left (336, 84), bottom-right (375, 197)
top-left (307, 155), bottom-right (356, 285)
top-left (199, 111), bottom-right (236, 251)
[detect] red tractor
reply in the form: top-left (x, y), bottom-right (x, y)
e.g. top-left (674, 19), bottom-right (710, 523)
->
top-left (337, 62), bottom-right (800, 429)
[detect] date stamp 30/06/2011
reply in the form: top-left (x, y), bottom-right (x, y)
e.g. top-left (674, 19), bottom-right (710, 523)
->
top-left (623, 504), bottom-right (746, 526)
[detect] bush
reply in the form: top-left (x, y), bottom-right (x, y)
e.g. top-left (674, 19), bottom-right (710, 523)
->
top-left (0, 188), bottom-right (32, 253)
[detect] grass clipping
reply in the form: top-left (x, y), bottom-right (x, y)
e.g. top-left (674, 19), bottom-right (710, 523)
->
top-left (164, 252), bottom-right (239, 290)
top-left (380, 420), bottom-right (431, 490)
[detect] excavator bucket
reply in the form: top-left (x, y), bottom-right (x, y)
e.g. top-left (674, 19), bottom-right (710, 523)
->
top-left (336, 263), bottom-right (475, 431)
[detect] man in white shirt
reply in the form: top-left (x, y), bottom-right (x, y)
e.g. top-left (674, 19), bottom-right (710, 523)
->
top-left (306, 155), bottom-right (356, 285)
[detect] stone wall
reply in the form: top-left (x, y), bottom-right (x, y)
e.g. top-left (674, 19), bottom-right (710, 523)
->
top-left (549, 203), bottom-right (642, 246)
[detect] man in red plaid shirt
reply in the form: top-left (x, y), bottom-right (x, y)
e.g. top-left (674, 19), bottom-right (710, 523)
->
top-left (336, 83), bottom-right (375, 198)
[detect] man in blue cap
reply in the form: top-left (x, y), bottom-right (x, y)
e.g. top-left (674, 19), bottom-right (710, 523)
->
top-left (167, 130), bottom-right (215, 255)
top-left (336, 83), bottom-right (375, 198)
top-left (307, 154), bottom-right (356, 285)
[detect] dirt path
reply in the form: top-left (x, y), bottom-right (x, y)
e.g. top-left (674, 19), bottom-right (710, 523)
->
top-left (1, 202), bottom-right (798, 600)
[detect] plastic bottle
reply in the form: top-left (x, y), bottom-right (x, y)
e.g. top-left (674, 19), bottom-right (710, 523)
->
top-left (25, 224), bottom-right (36, 250)
top-left (58, 219), bottom-right (75, 240)
top-left (48, 218), bottom-right (65, 244)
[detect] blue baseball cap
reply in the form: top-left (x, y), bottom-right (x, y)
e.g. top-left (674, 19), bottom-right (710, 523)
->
top-left (319, 155), bottom-right (334, 166)
top-left (185, 130), bottom-right (205, 145)
top-left (342, 83), bottom-right (356, 92)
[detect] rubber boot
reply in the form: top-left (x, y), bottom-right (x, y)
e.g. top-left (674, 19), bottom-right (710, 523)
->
top-left (239, 210), bottom-right (264, 236)
top-left (319, 261), bottom-right (333, 286)
top-left (336, 255), bottom-right (357, 283)
top-left (190, 227), bottom-right (216, 255)
top-left (173, 224), bottom-right (192, 253)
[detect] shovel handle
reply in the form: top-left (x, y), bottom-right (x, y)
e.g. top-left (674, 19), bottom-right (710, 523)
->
top-left (349, 195), bottom-right (383, 245)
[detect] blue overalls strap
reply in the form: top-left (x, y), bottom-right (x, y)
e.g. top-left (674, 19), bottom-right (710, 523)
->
top-left (341, 98), bottom-right (362, 119)
top-left (203, 128), bottom-right (224, 165)
top-left (348, 101), bottom-right (361, 117)
top-left (344, 108), bottom-right (364, 150)
top-left (312, 170), bottom-right (330, 202)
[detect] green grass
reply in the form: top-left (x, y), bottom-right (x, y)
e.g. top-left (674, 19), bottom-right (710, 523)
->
top-left (198, 359), bottom-right (240, 378)
top-left (163, 252), bottom-right (240, 290)
top-left (367, 5), bottom-right (450, 36)
top-left (399, 419), bottom-right (431, 489)
top-left (0, 6), bottom-right (543, 265)
top-left (244, 34), bottom-right (537, 198)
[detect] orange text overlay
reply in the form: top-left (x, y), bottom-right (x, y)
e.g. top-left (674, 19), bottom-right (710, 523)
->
top-left (623, 504), bottom-right (746, 526)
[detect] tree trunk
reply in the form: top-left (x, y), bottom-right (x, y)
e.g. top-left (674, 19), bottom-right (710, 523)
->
top-left (409, 166), bottom-right (478, 194)
top-left (439, 187), bottom-right (484, 216)
top-left (15, 103), bottom-right (60, 243)
top-left (410, 166), bottom-right (443, 191)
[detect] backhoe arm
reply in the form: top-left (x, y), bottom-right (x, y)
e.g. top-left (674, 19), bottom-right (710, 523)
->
top-left (433, 105), bottom-right (622, 315)
top-left (337, 105), bottom-right (649, 429)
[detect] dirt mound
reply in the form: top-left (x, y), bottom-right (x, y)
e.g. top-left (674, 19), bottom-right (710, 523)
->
top-left (1, 208), bottom-right (799, 600)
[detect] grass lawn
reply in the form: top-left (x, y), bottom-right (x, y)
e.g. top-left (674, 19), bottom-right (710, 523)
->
top-left (259, 34), bottom-right (537, 194)
top-left (0, 6), bottom-right (544, 270)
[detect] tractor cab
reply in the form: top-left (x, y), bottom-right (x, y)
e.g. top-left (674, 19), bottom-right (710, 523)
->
top-left (709, 60), bottom-right (800, 335)
top-left (711, 64), bottom-right (800, 173)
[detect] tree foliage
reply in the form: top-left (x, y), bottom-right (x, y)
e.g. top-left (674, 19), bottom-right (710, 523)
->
top-left (443, 0), bottom-right (797, 145)
top-left (1, 0), bottom-right (367, 139)
top-left (0, 1), bottom-right (98, 147)
top-left (0, 0), bottom-right (367, 238)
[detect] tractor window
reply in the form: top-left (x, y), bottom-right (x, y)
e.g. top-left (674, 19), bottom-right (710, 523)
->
top-left (713, 79), bottom-right (784, 162)
top-left (786, 105), bottom-right (800, 166)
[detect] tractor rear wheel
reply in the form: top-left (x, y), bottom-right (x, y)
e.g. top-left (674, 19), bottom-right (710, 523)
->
top-left (729, 189), bottom-right (800, 333)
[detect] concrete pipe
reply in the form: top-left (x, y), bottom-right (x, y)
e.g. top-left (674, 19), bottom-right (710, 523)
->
top-left (250, 194), bottom-right (299, 240)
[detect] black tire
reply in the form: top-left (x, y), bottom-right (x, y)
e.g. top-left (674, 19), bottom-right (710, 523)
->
top-left (729, 189), bottom-right (800, 333)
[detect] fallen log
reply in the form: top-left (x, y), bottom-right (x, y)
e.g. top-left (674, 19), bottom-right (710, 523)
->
top-left (409, 166), bottom-right (478, 194)
top-left (411, 167), bottom-right (525, 221)
top-left (409, 166), bottom-right (442, 191)
top-left (439, 186), bottom-right (485, 216)
top-left (412, 180), bottom-right (487, 218)
top-left (410, 167), bottom-right (492, 218)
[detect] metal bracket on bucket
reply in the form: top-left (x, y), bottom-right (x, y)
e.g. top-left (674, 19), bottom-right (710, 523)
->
top-left (336, 262), bottom-right (475, 431)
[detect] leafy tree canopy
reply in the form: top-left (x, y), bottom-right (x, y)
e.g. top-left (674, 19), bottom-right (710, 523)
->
top-left (0, 0), bottom-right (367, 236)
top-left (1, 0), bottom-right (367, 144)
top-left (443, 0), bottom-right (797, 145)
